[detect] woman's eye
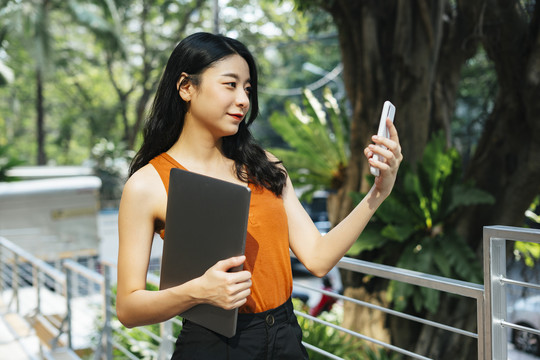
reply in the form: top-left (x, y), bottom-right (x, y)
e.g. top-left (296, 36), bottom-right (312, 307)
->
top-left (226, 82), bottom-right (237, 88)
top-left (244, 87), bottom-right (252, 96)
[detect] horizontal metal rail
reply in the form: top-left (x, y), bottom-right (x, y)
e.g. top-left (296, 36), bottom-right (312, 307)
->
top-left (63, 259), bottom-right (104, 286)
top-left (295, 310), bottom-right (432, 360)
top-left (336, 256), bottom-right (484, 300)
top-left (0, 237), bottom-right (65, 285)
top-left (293, 281), bottom-right (478, 339)
top-left (111, 339), bottom-right (140, 360)
top-left (500, 320), bottom-right (540, 337)
top-left (499, 276), bottom-right (540, 291)
top-left (484, 225), bottom-right (540, 243)
top-left (301, 341), bottom-right (344, 360)
top-left (294, 255), bottom-right (485, 359)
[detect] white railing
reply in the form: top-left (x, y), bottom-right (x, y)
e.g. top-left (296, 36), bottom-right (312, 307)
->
top-left (483, 225), bottom-right (540, 360)
top-left (295, 256), bottom-right (485, 359)
top-left (1, 225), bottom-right (539, 359)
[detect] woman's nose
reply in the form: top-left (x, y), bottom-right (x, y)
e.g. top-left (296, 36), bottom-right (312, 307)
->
top-left (237, 89), bottom-right (250, 109)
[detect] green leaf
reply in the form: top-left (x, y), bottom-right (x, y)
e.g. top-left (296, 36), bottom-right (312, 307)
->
top-left (390, 279), bottom-right (413, 312)
top-left (441, 232), bottom-right (482, 283)
top-left (514, 241), bottom-right (540, 268)
top-left (375, 194), bottom-right (422, 226)
top-left (349, 191), bottom-right (365, 206)
top-left (268, 88), bottom-right (349, 192)
top-left (433, 251), bottom-right (452, 277)
top-left (347, 227), bottom-right (388, 256)
top-left (380, 224), bottom-right (416, 242)
top-left (446, 185), bottom-right (495, 214)
top-left (420, 287), bottom-right (440, 313)
top-left (323, 87), bottom-right (349, 163)
top-left (0, 144), bottom-right (25, 181)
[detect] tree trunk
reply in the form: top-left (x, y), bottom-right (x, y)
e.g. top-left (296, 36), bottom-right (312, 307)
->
top-left (36, 67), bottom-right (46, 165)
top-left (325, 0), bottom-right (451, 224)
top-left (413, 294), bottom-right (478, 357)
top-left (458, 0), bottom-right (540, 247)
top-left (318, 1), bottom-right (498, 359)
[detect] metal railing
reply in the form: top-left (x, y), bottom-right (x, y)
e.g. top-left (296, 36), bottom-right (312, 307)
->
top-left (0, 237), bottom-right (106, 358)
top-left (295, 256), bottom-right (485, 359)
top-left (0, 237), bottom-right (86, 358)
top-left (1, 225), bottom-right (539, 359)
top-left (483, 225), bottom-right (540, 360)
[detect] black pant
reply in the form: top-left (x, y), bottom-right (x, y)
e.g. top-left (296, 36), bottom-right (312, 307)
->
top-left (171, 297), bottom-right (309, 359)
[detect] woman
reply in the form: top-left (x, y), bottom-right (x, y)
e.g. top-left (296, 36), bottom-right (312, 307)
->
top-left (116, 32), bottom-right (402, 359)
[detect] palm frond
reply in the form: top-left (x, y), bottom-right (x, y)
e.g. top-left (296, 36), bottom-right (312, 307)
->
top-left (269, 88), bottom-right (350, 192)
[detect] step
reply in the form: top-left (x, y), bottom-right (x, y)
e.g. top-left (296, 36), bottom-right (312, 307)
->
top-left (4, 312), bottom-right (32, 338)
top-left (32, 313), bottom-right (67, 349)
top-left (43, 347), bottom-right (81, 360)
top-left (0, 341), bottom-right (34, 360)
top-left (0, 312), bottom-right (40, 359)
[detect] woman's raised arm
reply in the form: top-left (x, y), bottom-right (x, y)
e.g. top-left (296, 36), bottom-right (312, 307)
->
top-left (285, 119), bottom-right (402, 277)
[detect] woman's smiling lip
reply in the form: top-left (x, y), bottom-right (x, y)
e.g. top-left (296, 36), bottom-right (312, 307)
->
top-left (228, 113), bottom-right (244, 120)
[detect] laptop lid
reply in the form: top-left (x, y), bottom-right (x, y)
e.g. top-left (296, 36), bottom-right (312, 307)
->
top-left (159, 168), bottom-right (251, 337)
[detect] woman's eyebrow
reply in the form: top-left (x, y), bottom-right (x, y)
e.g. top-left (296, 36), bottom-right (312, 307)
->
top-left (220, 73), bottom-right (251, 83)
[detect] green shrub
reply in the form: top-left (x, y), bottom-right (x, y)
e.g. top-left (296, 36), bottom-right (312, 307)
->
top-left (100, 283), bottom-right (182, 359)
top-left (293, 299), bottom-right (400, 360)
top-left (0, 144), bottom-right (24, 181)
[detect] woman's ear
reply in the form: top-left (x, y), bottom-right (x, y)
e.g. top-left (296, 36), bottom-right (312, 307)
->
top-left (177, 72), bottom-right (193, 102)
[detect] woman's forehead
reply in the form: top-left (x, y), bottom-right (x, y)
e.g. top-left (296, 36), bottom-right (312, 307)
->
top-left (204, 55), bottom-right (251, 81)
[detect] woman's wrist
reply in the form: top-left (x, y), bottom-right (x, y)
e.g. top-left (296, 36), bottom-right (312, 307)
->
top-left (365, 185), bottom-right (390, 208)
top-left (171, 278), bottom-right (203, 310)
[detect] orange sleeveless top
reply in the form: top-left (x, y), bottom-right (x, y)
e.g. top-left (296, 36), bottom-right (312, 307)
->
top-left (149, 153), bottom-right (293, 313)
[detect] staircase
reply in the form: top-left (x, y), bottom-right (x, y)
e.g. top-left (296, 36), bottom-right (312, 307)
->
top-left (0, 297), bottom-right (40, 359)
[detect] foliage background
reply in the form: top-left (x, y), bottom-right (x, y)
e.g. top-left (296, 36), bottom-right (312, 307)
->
top-left (0, 0), bottom-right (341, 168)
top-left (1, 1), bottom-right (539, 359)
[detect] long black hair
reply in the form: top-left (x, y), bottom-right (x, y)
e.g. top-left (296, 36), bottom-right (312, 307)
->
top-left (129, 32), bottom-right (286, 196)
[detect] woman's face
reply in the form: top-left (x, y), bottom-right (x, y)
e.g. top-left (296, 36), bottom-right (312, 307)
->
top-left (183, 54), bottom-right (251, 139)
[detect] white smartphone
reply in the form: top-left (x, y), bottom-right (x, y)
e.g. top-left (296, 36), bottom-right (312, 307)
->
top-left (370, 101), bottom-right (396, 177)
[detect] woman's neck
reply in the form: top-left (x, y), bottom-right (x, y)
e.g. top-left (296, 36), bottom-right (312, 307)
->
top-left (166, 131), bottom-right (241, 183)
top-left (170, 114), bottom-right (223, 156)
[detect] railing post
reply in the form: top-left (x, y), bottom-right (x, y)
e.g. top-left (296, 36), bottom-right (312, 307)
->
top-left (33, 265), bottom-right (41, 314)
top-left (73, 257), bottom-right (80, 298)
top-left (476, 294), bottom-right (485, 360)
top-left (488, 236), bottom-right (508, 360)
top-left (158, 319), bottom-right (174, 359)
top-left (483, 228), bottom-right (492, 360)
top-left (65, 264), bottom-right (74, 349)
top-left (0, 243), bottom-right (3, 294)
top-left (88, 256), bottom-right (96, 295)
top-left (55, 259), bottom-right (63, 294)
top-left (103, 265), bottom-right (113, 359)
top-left (13, 253), bottom-right (20, 313)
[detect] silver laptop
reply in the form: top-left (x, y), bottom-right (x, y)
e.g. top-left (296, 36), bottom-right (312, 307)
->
top-left (159, 168), bottom-right (251, 337)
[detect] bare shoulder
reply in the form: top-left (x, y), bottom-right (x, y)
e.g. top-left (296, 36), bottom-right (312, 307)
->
top-left (264, 150), bottom-right (280, 163)
top-left (264, 150), bottom-right (287, 172)
top-left (123, 165), bottom-right (162, 195)
top-left (263, 150), bottom-right (295, 197)
top-left (120, 164), bottom-right (166, 218)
